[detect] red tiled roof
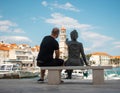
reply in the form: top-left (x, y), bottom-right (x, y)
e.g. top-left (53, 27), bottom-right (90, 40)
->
top-left (92, 52), bottom-right (111, 56)
top-left (31, 45), bottom-right (40, 52)
top-left (111, 56), bottom-right (120, 59)
top-left (10, 43), bottom-right (18, 49)
top-left (0, 44), bottom-right (10, 51)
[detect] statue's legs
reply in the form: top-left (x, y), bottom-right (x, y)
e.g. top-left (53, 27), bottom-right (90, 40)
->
top-left (66, 70), bottom-right (73, 79)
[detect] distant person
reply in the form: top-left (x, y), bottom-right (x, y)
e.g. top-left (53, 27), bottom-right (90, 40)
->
top-left (37, 27), bottom-right (64, 82)
top-left (65, 30), bottom-right (89, 79)
top-left (83, 70), bottom-right (88, 78)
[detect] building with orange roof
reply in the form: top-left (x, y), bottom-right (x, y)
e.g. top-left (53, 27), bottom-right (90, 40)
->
top-left (90, 52), bottom-right (111, 66)
top-left (31, 45), bottom-right (40, 52)
top-left (8, 44), bottom-right (38, 70)
top-left (9, 43), bottom-right (18, 49)
top-left (18, 44), bottom-right (30, 49)
top-left (0, 43), bottom-right (10, 64)
top-left (111, 56), bottom-right (120, 59)
top-left (0, 42), bottom-right (40, 69)
top-left (92, 52), bottom-right (111, 56)
top-left (110, 56), bottom-right (120, 66)
top-left (31, 45), bottom-right (40, 67)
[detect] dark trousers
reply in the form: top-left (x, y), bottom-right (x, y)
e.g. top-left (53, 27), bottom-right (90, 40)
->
top-left (37, 58), bottom-right (64, 67)
top-left (66, 70), bottom-right (73, 79)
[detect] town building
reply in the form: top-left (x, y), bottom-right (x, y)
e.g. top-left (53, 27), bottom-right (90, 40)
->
top-left (110, 56), bottom-right (120, 67)
top-left (0, 42), bottom-right (10, 64)
top-left (59, 27), bottom-right (68, 60)
top-left (89, 52), bottom-right (111, 66)
top-left (0, 42), bottom-right (39, 70)
top-left (1, 30), bottom-right (120, 68)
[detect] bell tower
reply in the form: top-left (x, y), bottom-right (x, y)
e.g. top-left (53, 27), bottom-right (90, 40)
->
top-left (59, 27), bottom-right (67, 59)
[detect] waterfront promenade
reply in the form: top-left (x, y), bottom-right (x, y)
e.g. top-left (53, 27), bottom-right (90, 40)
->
top-left (0, 79), bottom-right (120, 93)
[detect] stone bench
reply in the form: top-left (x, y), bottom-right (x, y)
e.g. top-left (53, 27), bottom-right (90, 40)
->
top-left (40, 66), bottom-right (112, 85)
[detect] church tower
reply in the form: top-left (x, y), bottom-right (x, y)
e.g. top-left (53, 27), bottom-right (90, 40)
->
top-left (59, 27), bottom-right (68, 59)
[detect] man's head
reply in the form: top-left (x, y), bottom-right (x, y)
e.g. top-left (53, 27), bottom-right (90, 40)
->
top-left (70, 30), bottom-right (78, 41)
top-left (51, 27), bottom-right (60, 38)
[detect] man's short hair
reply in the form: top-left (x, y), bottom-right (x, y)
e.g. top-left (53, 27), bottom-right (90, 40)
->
top-left (51, 27), bottom-right (59, 35)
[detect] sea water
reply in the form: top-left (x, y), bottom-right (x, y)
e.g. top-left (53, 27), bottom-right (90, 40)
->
top-left (104, 67), bottom-right (120, 80)
top-left (105, 67), bottom-right (120, 75)
top-left (83, 67), bottom-right (120, 80)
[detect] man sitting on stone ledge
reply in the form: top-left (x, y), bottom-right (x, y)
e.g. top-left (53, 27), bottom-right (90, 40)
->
top-left (36, 27), bottom-right (64, 82)
top-left (65, 30), bottom-right (89, 79)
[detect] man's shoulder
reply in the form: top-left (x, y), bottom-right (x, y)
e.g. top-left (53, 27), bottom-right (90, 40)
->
top-left (44, 35), bottom-right (50, 38)
top-left (44, 35), bottom-right (57, 43)
top-left (43, 35), bottom-right (52, 40)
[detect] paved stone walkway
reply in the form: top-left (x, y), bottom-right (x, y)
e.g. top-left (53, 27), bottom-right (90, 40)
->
top-left (0, 79), bottom-right (120, 93)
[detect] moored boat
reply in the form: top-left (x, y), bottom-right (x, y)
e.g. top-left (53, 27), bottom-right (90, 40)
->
top-left (0, 64), bottom-right (39, 79)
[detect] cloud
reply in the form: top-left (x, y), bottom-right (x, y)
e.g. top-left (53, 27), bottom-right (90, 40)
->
top-left (52, 2), bottom-right (80, 12)
top-left (0, 20), bottom-right (17, 26)
top-left (0, 20), bottom-right (25, 33)
top-left (81, 31), bottom-right (114, 49)
top-left (0, 16), bottom-right (3, 18)
top-left (41, 1), bottom-right (80, 12)
top-left (45, 13), bottom-right (92, 30)
top-left (13, 28), bottom-right (25, 33)
top-left (45, 12), bottom-right (118, 55)
top-left (0, 20), bottom-right (16, 32)
top-left (31, 16), bottom-right (44, 23)
top-left (0, 25), bottom-right (9, 32)
top-left (0, 36), bottom-right (32, 44)
top-left (41, 1), bottom-right (48, 7)
top-left (113, 41), bottom-right (120, 48)
top-left (31, 17), bottom-right (38, 23)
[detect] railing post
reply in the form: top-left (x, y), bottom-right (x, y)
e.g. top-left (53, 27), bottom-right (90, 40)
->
top-left (48, 70), bottom-right (61, 85)
top-left (92, 69), bottom-right (104, 85)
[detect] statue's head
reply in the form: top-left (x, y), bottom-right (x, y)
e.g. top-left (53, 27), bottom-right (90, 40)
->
top-left (70, 30), bottom-right (78, 41)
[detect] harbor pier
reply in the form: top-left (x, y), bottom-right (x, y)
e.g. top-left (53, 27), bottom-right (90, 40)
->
top-left (0, 79), bottom-right (120, 93)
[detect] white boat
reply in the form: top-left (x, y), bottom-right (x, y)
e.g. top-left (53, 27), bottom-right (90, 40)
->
top-left (0, 64), bottom-right (39, 79)
top-left (105, 69), bottom-right (120, 80)
top-left (61, 70), bottom-right (84, 79)
top-left (0, 63), bottom-right (19, 78)
top-left (61, 68), bottom-right (120, 80)
top-left (0, 63), bottom-right (20, 72)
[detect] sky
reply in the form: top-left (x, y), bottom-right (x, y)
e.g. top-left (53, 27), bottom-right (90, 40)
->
top-left (0, 0), bottom-right (120, 56)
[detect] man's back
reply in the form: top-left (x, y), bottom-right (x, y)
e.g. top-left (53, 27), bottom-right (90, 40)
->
top-left (37, 35), bottom-right (59, 62)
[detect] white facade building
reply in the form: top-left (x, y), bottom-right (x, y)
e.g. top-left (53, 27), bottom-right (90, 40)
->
top-left (90, 52), bottom-right (111, 66)
top-left (8, 45), bottom-right (35, 70)
top-left (0, 43), bottom-right (9, 64)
